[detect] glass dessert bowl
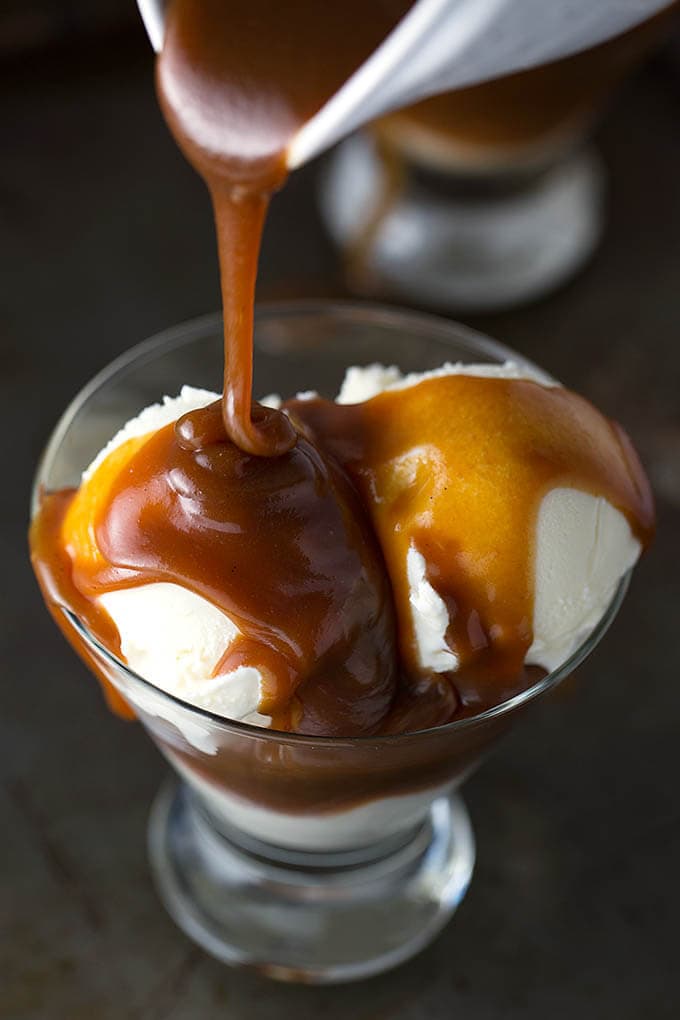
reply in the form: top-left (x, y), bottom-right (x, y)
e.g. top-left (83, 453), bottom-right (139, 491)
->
top-left (31, 302), bottom-right (630, 983)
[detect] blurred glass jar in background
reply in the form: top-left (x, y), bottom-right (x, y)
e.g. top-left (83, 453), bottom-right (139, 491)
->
top-left (321, 4), bottom-right (679, 313)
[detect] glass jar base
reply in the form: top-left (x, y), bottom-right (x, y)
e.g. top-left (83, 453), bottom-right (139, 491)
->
top-left (320, 134), bottom-right (605, 313)
top-left (148, 779), bottom-right (475, 984)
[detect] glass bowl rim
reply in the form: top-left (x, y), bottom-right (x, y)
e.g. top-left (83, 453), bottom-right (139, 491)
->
top-left (32, 300), bottom-right (629, 748)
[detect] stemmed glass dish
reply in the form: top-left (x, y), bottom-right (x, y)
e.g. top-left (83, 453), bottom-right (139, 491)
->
top-left (32, 303), bottom-right (628, 982)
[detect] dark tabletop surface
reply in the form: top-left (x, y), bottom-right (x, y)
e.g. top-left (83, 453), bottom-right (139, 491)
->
top-left (2, 27), bottom-right (680, 1020)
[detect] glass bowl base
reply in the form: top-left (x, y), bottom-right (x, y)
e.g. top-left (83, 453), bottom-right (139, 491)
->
top-left (148, 779), bottom-right (475, 983)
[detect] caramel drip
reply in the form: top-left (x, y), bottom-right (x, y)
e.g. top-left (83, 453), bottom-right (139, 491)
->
top-left (156, 0), bottom-right (412, 456)
top-left (288, 376), bottom-right (655, 711)
top-left (29, 489), bottom-right (134, 719)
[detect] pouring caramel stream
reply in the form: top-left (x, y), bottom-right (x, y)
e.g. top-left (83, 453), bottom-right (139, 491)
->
top-left (156, 0), bottom-right (412, 455)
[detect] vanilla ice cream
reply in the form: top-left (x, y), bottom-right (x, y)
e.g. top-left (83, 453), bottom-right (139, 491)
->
top-left (79, 365), bottom-right (640, 744)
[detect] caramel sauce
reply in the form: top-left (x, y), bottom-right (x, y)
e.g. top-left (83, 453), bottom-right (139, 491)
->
top-left (28, 0), bottom-right (655, 740)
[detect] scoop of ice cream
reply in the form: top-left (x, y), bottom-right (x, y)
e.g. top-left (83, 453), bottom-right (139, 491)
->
top-left (72, 386), bottom-right (271, 725)
top-left (294, 363), bottom-right (649, 711)
top-left (65, 382), bottom-right (399, 739)
top-left (60, 363), bottom-right (644, 732)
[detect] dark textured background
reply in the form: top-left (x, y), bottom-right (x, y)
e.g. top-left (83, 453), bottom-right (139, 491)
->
top-left (1, 16), bottom-right (680, 1020)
